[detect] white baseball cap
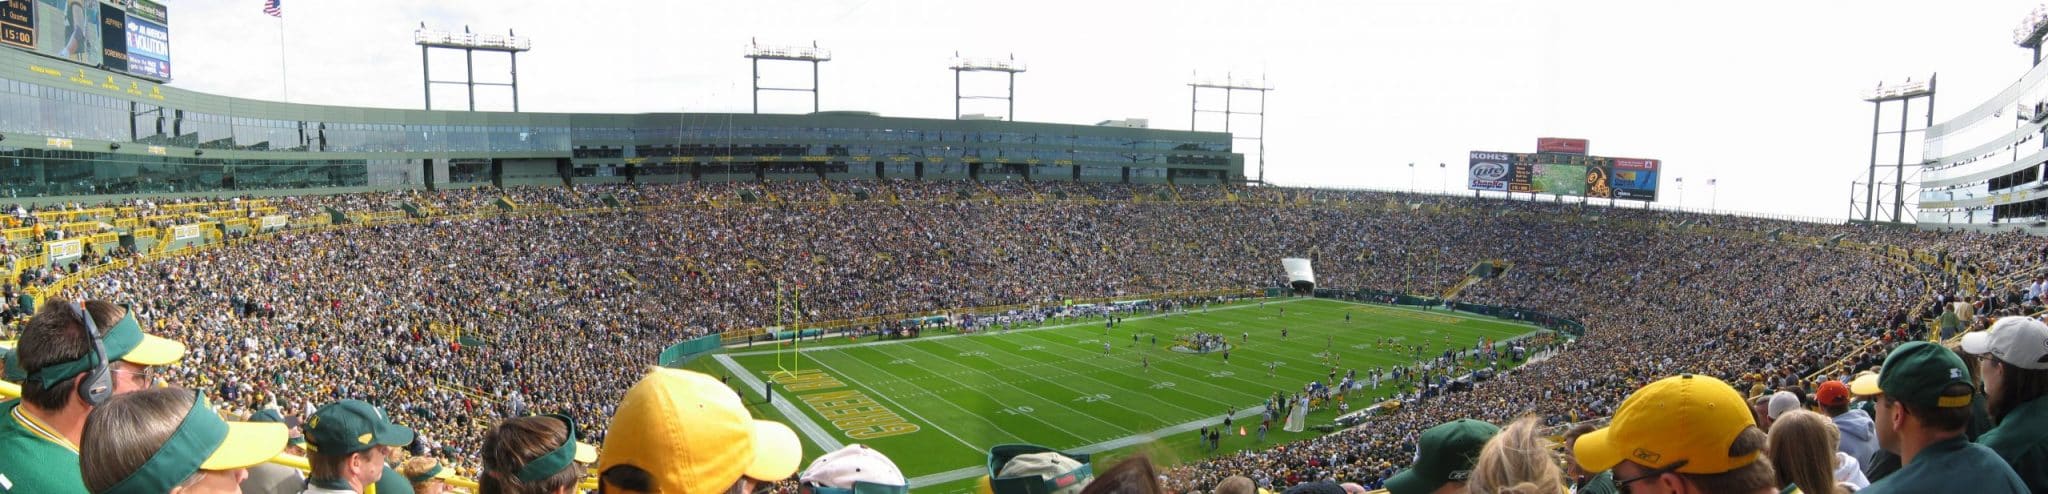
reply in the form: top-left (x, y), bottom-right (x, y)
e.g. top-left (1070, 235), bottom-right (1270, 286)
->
top-left (799, 444), bottom-right (907, 494)
top-left (1961, 316), bottom-right (2048, 370)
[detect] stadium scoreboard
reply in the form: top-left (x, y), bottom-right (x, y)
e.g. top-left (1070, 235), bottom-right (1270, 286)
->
top-left (0, 0), bottom-right (169, 81)
top-left (1469, 138), bottom-right (1659, 201)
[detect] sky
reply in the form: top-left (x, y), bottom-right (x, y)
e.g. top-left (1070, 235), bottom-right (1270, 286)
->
top-left (157, 0), bottom-right (2047, 219)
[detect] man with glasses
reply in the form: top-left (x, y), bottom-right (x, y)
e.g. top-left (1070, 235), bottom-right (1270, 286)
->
top-left (1850, 341), bottom-right (2025, 494)
top-left (301, 399), bottom-right (416, 494)
top-left (1572, 374), bottom-right (1777, 494)
top-left (0, 299), bottom-right (186, 494)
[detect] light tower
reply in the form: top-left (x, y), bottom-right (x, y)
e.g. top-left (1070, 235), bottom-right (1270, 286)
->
top-left (416, 24), bottom-right (532, 111)
top-left (950, 53), bottom-right (1026, 121)
top-left (746, 40), bottom-right (832, 114)
top-left (1189, 73), bottom-right (1272, 183)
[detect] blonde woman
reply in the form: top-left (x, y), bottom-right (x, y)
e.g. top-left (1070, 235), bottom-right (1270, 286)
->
top-left (398, 456), bottom-right (456, 494)
top-left (1766, 410), bottom-right (1868, 493)
top-left (1466, 416), bottom-right (1565, 494)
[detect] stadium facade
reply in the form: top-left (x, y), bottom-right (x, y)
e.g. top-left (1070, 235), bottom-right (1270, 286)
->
top-left (1917, 17), bottom-right (2048, 230)
top-left (0, 47), bottom-right (1243, 202)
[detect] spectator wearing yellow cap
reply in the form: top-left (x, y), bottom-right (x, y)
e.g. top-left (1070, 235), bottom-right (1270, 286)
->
top-left (1960, 316), bottom-right (2048, 493)
top-left (0, 299), bottom-right (187, 494)
top-left (1572, 374), bottom-right (1777, 494)
top-left (1384, 419), bottom-right (1497, 494)
top-left (302, 400), bottom-right (417, 494)
top-left (1851, 341), bottom-right (2026, 494)
top-left (396, 457), bottom-right (455, 494)
top-left (77, 388), bottom-right (289, 494)
top-left (478, 414), bottom-right (598, 494)
top-left (597, 367), bottom-right (801, 494)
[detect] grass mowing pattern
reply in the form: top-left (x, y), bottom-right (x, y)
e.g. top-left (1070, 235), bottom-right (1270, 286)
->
top-left (689, 298), bottom-right (1539, 492)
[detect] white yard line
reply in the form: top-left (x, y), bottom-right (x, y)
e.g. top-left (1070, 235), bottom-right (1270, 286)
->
top-left (712, 354), bottom-right (844, 452)
top-left (802, 350), bottom-right (993, 453)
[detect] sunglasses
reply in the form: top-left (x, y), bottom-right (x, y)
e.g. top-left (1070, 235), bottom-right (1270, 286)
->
top-left (1612, 460), bottom-right (1687, 494)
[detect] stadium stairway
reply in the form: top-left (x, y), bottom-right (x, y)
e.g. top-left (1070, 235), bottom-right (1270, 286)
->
top-left (1440, 260), bottom-right (1511, 300)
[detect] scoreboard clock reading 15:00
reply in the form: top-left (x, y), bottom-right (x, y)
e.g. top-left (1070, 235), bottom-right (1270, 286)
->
top-left (0, 0), bottom-right (31, 50)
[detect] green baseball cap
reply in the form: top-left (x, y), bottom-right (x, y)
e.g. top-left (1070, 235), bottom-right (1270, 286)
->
top-left (373, 463), bottom-right (416, 494)
top-left (1852, 342), bottom-right (1974, 409)
top-left (1384, 419), bottom-right (1499, 494)
top-left (304, 400), bottom-right (415, 455)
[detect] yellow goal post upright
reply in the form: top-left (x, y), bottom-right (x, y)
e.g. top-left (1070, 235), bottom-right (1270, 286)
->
top-left (771, 283), bottom-right (805, 383)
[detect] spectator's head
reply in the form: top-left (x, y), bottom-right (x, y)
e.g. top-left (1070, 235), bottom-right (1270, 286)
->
top-left (398, 456), bottom-right (454, 494)
top-left (1384, 419), bottom-right (1498, 494)
top-left (1466, 416), bottom-right (1564, 494)
top-left (986, 445), bottom-right (1095, 494)
top-left (1572, 374), bottom-right (1776, 494)
top-left (1212, 475), bottom-right (1257, 494)
top-left (241, 409), bottom-right (305, 456)
top-left (18, 299), bottom-right (185, 413)
top-left (1763, 410), bottom-right (1838, 494)
top-left (1853, 341), bottom-right (1975, 454)
top-left (1281, 481), bottom-right (1345, 494)
top-left (79, 388), bottom-right (288, 494)
top-left (1765, 391), bottom-right (1802, 426)
top-left (304, 399), bottom-right (416, 492)
top-left (1561, 423), bottom-right (1599, 477)
top-left (799, 444), bottom-right (906, 494)
top-left (479, 415), bottom-right (594, 494)
top-left (598, 368), bottom-right (801, 494)
top-left (1076, 456), bottom-right (1160, 494)
top-left (1814, 381), bottom-right (1851, 417)
top-left (1960, 316), bottom-right (2048, 421)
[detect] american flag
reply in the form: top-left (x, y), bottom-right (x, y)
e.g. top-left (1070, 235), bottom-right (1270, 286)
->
top-left (263, 0), bottom-right (281, 17)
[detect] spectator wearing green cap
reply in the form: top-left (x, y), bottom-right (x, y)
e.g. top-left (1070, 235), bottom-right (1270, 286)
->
top-left (1852, 341), bottom-right (2026, 494)
top-left (0, 299), bottom-right (187, 494)
top-left (77, 387), bottom-right (288, 494)
top-left (1383, 419), bottom-right (1497, 494)
top-left (1960, 316), bottom-right (2048, 493)
top-left (241, 408), bottom-right (308, 494)
top-left (302, 400), bottom-right (416, 494)
top-left (477, 414), bottom-right (596, 494)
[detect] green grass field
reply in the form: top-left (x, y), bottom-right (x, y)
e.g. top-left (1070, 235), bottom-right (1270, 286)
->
top-left (686, 297), bottom-right (1542, 493)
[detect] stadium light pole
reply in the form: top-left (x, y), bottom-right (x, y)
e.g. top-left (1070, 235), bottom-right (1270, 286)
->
top-left (1438, 162), bottom-right (1447, 193)
top-left (1709, 178), bottom-right (1719, 213)
top-left (1408, 163), bottom-right (1415, 192)
top-left (1676, 177), bottom-right (1685, 211)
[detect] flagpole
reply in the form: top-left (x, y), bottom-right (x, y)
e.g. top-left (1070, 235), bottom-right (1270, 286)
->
top-left (277, 12), bottom-right (289, 102)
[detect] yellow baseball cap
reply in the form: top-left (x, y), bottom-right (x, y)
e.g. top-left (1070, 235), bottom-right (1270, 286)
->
top-left (598, 367), bottom-right (802, 493)
top-left (1572, 374), bottom-right (1759, 475)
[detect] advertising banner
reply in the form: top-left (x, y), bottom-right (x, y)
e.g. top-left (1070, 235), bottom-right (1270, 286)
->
top-left (1467, 151), bottom-right (1514, 192)
top-left (1537, 137), bottom-right (1589, 155)
top-left (123, 16), bottom-right (165, 79)
top-left (1610, 158), bottom-right (1660, 201)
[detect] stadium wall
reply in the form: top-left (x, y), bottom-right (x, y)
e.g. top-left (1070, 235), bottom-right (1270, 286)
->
top-left (0, 48), bottom-right (1243, 203)
top-left (1918, 56), bottom-right (2048, 229)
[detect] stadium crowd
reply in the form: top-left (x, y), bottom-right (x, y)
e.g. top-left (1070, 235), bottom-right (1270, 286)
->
top-left (2, 180), bottom-right (2044, 493)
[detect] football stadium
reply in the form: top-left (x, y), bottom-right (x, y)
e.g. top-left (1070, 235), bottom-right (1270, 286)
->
top-left (2, 2), bottom-right (2048, 494)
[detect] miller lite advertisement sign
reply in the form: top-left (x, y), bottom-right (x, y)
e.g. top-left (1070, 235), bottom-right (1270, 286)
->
top-left (1467, 151), bottom-right (1514, 191)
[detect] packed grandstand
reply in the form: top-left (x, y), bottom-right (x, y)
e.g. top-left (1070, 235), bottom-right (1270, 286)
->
top-left (1, 179), bottom-right (2039, 493)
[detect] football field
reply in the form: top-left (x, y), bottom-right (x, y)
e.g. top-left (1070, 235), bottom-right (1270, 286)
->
top-left (692, 297), bottom-right (1543, 493)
